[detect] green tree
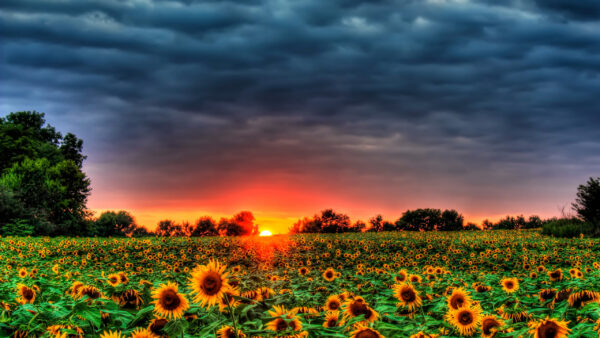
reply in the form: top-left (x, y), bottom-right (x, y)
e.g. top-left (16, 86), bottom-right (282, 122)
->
top-left (0, 111), bottom-right (91, 235)
top-left (95, 211), bottom-right (137, 237)
top-left (573, 177), bottom-right (600, 226)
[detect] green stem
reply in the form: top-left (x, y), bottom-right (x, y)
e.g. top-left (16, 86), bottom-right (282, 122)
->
top-left (225, 294), bottom-right (239, 338)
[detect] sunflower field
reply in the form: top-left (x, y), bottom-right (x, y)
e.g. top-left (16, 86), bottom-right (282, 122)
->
top-left (1, 230), bottom-right (599, 337)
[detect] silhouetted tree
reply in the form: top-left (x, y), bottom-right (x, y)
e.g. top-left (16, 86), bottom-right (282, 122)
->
top-left (439, 209), bottom-right (464, 231)
top-left (320, 209), bottom-right (351, 233)
top-left (290, 217), bottom-right (321, 234)
top-left (396, 208), bottom-right (442, 231)
top-left (351, 220), bottom-right (367, 232)
top-left (156, 220), bottom-right (178, 237)
top-left (191, 216), bottom-right (218, 237)
top-left (368, 215), bottom-right (384, 232)
top-left (217, 211), bottom-right (258, 236)
top-left (573, 177), bottom-right (600, 226)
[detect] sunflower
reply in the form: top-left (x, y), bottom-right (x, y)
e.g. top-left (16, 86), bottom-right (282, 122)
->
top-left (393, 283), bottom-right (422, 311)
top-left (447, 287), bottom-right (471, 310)
top-left (216, 325), bottom-right (246, 338)
top-left (567, 290), bottom-right (600, 308)
top-left (17, 284), bottom-right (36, 304)
top-left (218, 288), bottom-right (240, 312)
top-left (343, 297), bottom-right (379, 323)
top-left (118, 289), bottom-right (144, 309)
top-left (99, 330), bottom-right (123, 338)
top-left (129, 327), bottom-right (158, 338)
top-left (325, 295), bottom-right (342, 311)
top-left (548, 269), bottom-right (563, 282)
top-left (78, 285), bottom-right (102, 301)
top-left (188, 260), bottom-right (231, 308)
top-left (410, 332), bottom-right (439, 338)
top-left (349, 324), bottom-right (384, 338)
top-left (395, 270), bottom-right (408, 282)
top-left (528, 317), bottom-right (570, 338)
top-left (538, 289), bottom-right (556, 304)
top-left (323, 268), bottom-right (337, 282)
top-left (500, 277), bottom-right (519, 293)
top-left (409, 274), bottom-right (422, 284)
top-left (18, 268), bottom-right (27, 278)
top-left (266, 305), bottom-right (303, 332)
top-left (107, 273), bottom-right (120, 287)
top-left (148, 318), bottom-right (168, 336)
top-left (481, 315), bottom-right (504, 338)
top-left (323, 311), bottom-right (344, 328)
top-left (151, 282), bottom-right (189, 320)
top-left (298, 267), bottom-right (310, 275)
top-left (445, 305), bottom-right (481, 336)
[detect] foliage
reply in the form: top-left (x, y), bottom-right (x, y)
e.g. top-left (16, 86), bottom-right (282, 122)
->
top-left (541, 218), bottom-right (595, 238)
top-left (94, 211), bottom-right (142, 237)
top-left (394, 208), bottom-right (464, 231)
top-left (217, 211), bottom-right (259, 236)
top-left (573, 177), bottom-right (600, 226)
top-left (290, 209), bottom-right (364, 233)
top-left (0, 111), bottom-right (90, 235)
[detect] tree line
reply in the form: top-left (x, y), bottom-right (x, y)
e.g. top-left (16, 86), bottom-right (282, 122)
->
top-left (289, 208), bottom-right (550, 234)
top-left (93, 210), bottom-right (258, 237)
top-left (1, 111), bottom-right (598, 237)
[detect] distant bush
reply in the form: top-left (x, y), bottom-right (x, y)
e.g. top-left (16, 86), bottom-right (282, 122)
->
top-left (541, 218), bottom-right (595, 238)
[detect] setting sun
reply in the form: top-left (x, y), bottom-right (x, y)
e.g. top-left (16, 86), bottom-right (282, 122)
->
top-left (259, 230), bottom-right (273, 237)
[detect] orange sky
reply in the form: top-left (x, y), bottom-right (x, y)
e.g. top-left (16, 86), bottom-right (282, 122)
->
top-left (87, 177), bottom-right (568, 234)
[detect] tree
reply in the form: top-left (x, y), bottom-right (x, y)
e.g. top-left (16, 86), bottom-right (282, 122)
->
top-left (396, 208), bottom-right (442, 231)
top-left (217, 211), bottom-right (258, 236)
top-left (320, 209), bottom-right (351, 233)
top-left (191, 217), bottom-right (218, 237)
top-left (439, 209), bottom-right (464, 231)
top-left (290, 217), bottom-right (321, 234)
top-left (95, 211), bottom-right (137, 237)
top-left (368, 215), bottom-right (384, 232)
top-left (156, 220), bottom-right (182, 237)
top-left (0, 111), bottom-right (91, 235)
top-left (351, 220), bottom-right (367, 232)
top-left (573, 177), bottom-right (600, 226)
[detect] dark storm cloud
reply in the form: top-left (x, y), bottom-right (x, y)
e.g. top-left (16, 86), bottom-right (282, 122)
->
top-left (1, 0), bottom-right (599, 214)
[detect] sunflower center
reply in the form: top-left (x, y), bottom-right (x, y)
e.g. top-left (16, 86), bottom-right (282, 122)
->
top-left (450, 295), bottom-right (464, 309)
top-left (401, 289), bottom-right (416, 302)
top-left (150, 318), bottom-right (168, 333)
top-left (505, 282), bottom-right (514, 289)
top-left (160, 289), bottom-right (182, 310)
top-left (482, 318), bottom-right (499, 335)
top-left (458, 310), bottom-right (473, 325)
top-left (22, 288), bottom-right (34, 300)
top-left (326, 271), bottom-right (333, 278)
top-left (356, 329), bottom-right (379, 338)
top-left (327, 318), bottom-right (338, 327)
top-left (201, 272), bottom-right (223, 296)
top-left (349, 301), bottom-right (368, 316)
top-left (275, 318), bottom-right (288, 331)
top-left (539, 322), bottom-right (559, 338)
top-left (328, 300), bottom-right (340, 310)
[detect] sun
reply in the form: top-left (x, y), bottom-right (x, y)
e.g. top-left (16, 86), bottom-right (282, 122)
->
top-left (259, 230), bottom-right (273, 236)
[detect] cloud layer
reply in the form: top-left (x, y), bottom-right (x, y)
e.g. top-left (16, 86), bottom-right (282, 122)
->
top-left (2, 0), bottom-right (599, 229)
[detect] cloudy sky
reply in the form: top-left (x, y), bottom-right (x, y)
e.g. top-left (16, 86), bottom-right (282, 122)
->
top-left (1, 0), bottom-right (599, 232)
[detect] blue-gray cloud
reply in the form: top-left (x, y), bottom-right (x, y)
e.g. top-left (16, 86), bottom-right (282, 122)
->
top-left (1, 0), bottom-right (599, 217)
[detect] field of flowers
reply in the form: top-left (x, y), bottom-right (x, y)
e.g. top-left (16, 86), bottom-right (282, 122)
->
top-left (1, 230), bottom-right (598, 337)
